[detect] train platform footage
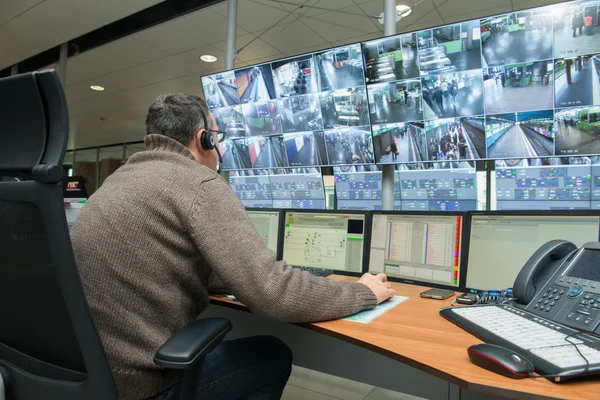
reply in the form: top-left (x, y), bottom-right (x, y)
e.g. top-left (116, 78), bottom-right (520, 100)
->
top-left (219, 138), bottom-right (252, 170)
top-left (236, 64), bottom-right (277, 103)
top-left (212, 105), bottom-right (246, 138)
top-left (421, 69), bottom-right (484, 120)
top-left (483, 60), bottom-right (554, 114)
top-left (202, 71), bottom-right (240, 109)
top-left (417, 20), bottom-right (482, 76)
top-left (241, 100), bottom-right (283, 136)
top-left (325, 127), bottom-right (375, 165)
top-left (283, 131), bottom-right (328, 167)
top-left (248, 135), bottom-right (289, 169)
top-left (314, 44), bottom-right (365, 92)
top-left (553, 1), bottom-right (600, 59)
top-left (367, 79), bottom-right (423, 125)
top-left (362, 33), bottom-right (419, 84)
top-left (480, 10), bottom-right (553, 68)
top-left (372, 122), bottom-right (427, 163)
top-left (485, 110), bottom-right (555, 159)
top-left (554, 54), bottom-right (600, 109)
top-left (319, 87), bottom-right (369, 129)
top-left (555, 106), bottom-right (600, 156)
top-left (425, 117), bottom-right (486, 161)
top-left (272, 55), bottom-right (318, 98)
top-left (280, 94), bottom-right (324, 134)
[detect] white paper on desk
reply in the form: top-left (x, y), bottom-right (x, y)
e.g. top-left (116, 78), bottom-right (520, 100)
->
top-left (342, 296), bottom-right (408, 324)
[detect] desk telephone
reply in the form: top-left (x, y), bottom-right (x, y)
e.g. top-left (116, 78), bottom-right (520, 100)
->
top-left (512, 239), bottom-right (600, 334)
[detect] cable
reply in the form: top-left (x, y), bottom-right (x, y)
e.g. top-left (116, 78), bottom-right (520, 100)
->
top-left (528, 332), bottom-right (590, 380)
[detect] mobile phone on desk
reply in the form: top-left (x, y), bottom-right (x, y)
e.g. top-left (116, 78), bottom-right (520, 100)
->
top-left (419, 288), bottom-right (454, 300)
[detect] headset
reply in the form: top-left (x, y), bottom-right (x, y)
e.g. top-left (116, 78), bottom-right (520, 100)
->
top-left (199, 105), bottom-right (223, 164)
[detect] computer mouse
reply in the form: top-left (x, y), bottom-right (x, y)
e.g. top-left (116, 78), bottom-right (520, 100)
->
top-left (467, 344), bottom-right (534, 379)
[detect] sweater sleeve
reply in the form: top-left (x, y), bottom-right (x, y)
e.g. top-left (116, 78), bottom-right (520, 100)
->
top-left (188, 178), bottom-right (378, 323)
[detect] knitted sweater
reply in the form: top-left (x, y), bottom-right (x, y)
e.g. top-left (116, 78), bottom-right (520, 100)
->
top-left (70, 134), bottom-right (378, 400)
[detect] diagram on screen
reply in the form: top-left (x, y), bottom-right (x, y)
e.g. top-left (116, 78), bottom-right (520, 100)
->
top-left (284, 228), bottom-right (347, 269)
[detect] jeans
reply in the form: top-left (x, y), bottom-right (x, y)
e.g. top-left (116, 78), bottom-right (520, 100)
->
top-left (148, 336), bottom-right (292, 400)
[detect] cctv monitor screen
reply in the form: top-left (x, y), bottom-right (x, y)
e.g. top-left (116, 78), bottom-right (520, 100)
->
top-left (247, 209), bottom-right (282, 255)
top-left (369, 212), bottom-right (466, 288)
top-left (465, 212), bottom-right (600, 291)
top-left (282, 211), bottom-right (367, 274)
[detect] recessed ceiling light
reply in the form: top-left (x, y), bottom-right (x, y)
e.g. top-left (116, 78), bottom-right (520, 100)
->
top-left (90, 85), bottom-right (105, 91)
top-left (396, 4), bottom-right (412, 17)
top-left (200, 55), bottom-right (218, 63)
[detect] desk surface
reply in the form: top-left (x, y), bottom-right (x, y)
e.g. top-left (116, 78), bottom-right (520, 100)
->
top-left (211, 276), bottom-right (600, 400)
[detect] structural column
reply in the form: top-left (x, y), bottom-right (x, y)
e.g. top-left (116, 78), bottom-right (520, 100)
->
top-left (10, 64), bottom-right (18, 76)
top-left (381, 0), bottom-right (397, 210)
top-left (220, 0), bottom-right (238, 180)
top-left (58, 43), bottom-right (68, 86)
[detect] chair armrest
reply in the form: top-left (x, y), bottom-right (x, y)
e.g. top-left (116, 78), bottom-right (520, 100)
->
top-left (154, 317), bottom-right (232, 369)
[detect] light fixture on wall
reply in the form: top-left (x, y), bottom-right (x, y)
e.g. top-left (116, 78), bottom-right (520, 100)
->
top-left (396, 5), bottom-right (413, 17)
top-left (200, 55), bottom-right (217, 62)
top-left (89, 85), bottom-right (105, 91)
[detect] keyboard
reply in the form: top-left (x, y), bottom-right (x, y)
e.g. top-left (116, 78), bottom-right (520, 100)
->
top-left (440, 304), bottom-right (600, 381)
top-left (291, 266), bottom-right (333, 277)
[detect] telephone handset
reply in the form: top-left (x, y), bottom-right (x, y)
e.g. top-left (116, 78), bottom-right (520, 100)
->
top-left (512, 241), bottom-right (600, 334)
top-left (513, 240), bottom-right (577, 305)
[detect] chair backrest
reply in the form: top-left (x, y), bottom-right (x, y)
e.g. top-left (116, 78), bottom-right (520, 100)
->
top-left (0, 70), bottom-right (116, 400)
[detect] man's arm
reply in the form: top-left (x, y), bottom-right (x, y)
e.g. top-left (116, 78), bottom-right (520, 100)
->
top-left (187, 178), bottom-right (390, 323)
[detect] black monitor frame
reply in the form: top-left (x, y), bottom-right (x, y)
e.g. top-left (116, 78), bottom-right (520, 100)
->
top-left (369, 210), bottom-right (471, 290)
top-left (463, 210), bottom-right (600, 292)
top-left (279, 209), bottom-right (371, 276)
top-left (246, 208), bottom-right (285, 260)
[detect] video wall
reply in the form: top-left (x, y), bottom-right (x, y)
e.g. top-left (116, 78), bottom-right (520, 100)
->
top-left (202, 0), bottom-right (600, 171)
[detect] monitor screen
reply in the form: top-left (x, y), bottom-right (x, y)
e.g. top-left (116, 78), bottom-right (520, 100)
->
top-left (271, 168), bottom-right (326, 209)
top-left (282, 211), bottom-right (367, 273)
top-left (369, 212), bottom-right (465, 288)
top-left (63, 176), bottom-right (88, 200)
top-left (465, 212), bottom-right (600, 291)
top-left (229, 170), bottom-right (273, 208)
top-left (247, 210), bottom-right (281, 255)
top-left (334, 166), bottom-right (382, 210)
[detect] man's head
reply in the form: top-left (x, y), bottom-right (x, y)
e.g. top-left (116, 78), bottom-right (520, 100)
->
top-left (145, 94), bottom-right (223, 171)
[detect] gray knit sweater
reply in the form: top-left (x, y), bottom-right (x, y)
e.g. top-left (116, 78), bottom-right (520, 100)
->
top-left (70, 134), bottom-right (377, 400)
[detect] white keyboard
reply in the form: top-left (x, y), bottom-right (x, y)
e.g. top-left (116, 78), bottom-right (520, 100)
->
top-left (441, 305), bottom-right (600, 380)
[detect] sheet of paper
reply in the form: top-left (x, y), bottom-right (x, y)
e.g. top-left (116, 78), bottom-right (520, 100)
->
top-left (342, 296), bottom-right (408, 324)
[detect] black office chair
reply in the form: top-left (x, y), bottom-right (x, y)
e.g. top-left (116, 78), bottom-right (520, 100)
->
top-left (0, 70), bottom-right (232, 400)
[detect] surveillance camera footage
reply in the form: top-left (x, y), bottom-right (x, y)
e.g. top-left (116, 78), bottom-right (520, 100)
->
top-left (314, 44), bottom-right (366, 91)
top-left (480, 10), bottom-right (553, 67)
top-left (362, 33), bottom-right (419, 84)
top-left (272, 55), bottom-right (318, 98)
top-left (552, 1), bottom-right (600, 59)
top-left (248, 135), bottom-right (289, 168)
top-left (283, 131), bottom-right (328, 167)
top-left (325, 126), bottom-right (375, 165)
top-left (421, 69), bottom-right (484, 120)
top-left (372, 122), bottom-right (427, 163)
top-left (319, 87), bottom-right (369, 129)
top-left (555, 106), bottom-right (600, 156)
top-left (219, 138), bottom-right (252, 170)
top-left (213, 106), bottom-right (246, 138)
top-left (554, 54), bottom-right (600, 109)
top-left (241, 100), bottom-right (283, 136)
top-left (367, 79), bottom-right (423, 124)
top-left (417, 20), bottom-right (482, 76)
top-left (235, 64), bottom-right (277, 103)
top-left (483, 60), bottom-right (554, 114)
top-left (201, 71), bottom-right (240, 109)
top-left (486, 110), bottom-right (555, 158)
top-left (426, 117), bottom-right (486, 161)
top-left (280, 94), bottom-right (323, 133)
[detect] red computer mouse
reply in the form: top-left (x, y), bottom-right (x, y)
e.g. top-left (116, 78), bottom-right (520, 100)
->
top-left (467, 343), bottom-right (535, 379)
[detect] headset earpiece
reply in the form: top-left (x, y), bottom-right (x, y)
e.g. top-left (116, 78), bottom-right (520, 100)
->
top-left (201, 130), bottom-right (215, 150)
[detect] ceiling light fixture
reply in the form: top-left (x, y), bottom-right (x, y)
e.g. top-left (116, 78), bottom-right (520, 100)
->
top-left (396, 5), bottom-right (413, 17)
top-left (200, 55), bottom-right (217, 63)
top-left (90, 85), bottom-right (105, 91)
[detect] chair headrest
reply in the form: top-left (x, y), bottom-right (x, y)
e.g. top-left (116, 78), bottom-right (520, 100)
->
top-left (0, 69), bottom-right (68, 182)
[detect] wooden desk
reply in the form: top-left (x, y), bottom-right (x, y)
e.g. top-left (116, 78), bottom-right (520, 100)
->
top-left (211, 275), bottom-right (600, 400)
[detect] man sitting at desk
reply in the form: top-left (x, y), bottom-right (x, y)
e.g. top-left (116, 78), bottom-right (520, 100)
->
top-left (70, 94), bottom-right (395, 400)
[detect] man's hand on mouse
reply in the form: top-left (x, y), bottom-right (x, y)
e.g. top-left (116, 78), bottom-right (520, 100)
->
top-left (357, 273), bottom-right (396, 304)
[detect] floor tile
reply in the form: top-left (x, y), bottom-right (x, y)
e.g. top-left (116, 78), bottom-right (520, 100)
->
top-left (288, 365), bottom-right (374, 400)
top-left (282, 384), bottom-right (341, 400)
top-left (364, 387), bottom-right (428, 400)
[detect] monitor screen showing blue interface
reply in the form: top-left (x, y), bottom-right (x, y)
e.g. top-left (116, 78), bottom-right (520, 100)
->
top-left (283, 212), bottom-right (366, 273)
top-left (247, 210), bottom-right (280, 253)
top-left (334, 166), bottom-right (382, 210)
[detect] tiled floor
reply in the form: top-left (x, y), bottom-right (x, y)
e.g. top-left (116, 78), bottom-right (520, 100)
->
top-left (282, 366), bottom-right (427, 400)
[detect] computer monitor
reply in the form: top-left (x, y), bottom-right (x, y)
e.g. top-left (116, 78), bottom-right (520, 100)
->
top-left (369, 211), bottom-right (467, 289)
top-left (465, 211), bottom-right (600, 291)
top-left (282, 210), bottom-right (368, 274)
top-left (63, 176), bottom-right (88, 202)
top-left (246, 209), bottom-right (283, 257)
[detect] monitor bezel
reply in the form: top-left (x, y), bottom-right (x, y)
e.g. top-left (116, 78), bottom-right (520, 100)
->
top-left (245, 208), bottom-right (286, 260)
top-left (280, 209), bottom-right (371, 276)
top-left (463, 210), bottom-right (600, 293)
top-left (369, 210), bottom-right (471, 291)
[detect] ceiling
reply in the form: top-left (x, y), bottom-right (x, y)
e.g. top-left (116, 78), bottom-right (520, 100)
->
top-left (5, 0), bottom-right (568, 150)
